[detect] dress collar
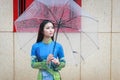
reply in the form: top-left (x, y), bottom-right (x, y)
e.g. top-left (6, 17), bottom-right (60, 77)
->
top-left (42, 38), bottom-right (52, 44)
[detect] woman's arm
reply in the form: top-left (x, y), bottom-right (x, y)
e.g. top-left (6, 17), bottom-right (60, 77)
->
top-left (54, 44), bottom-right (66, 71)
top-left (31, 56), bottom-right (48, 69)
top-left (31, 44), bottom-right (48, 69)
top-left (54, 57), bottom-right (66, 71)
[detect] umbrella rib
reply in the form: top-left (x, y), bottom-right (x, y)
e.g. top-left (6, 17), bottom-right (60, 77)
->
top-left (60, 28), bottom-right (85, 61)
top-left (19, 33), bottom-right (37, 50)
top-left (62, 25), bottom-right (79, 30)
top-left (59, 0), bottom-right (70, 21)
top-left (52, 1), bottom-right (71, 54)
top-left (81, 31), bottom-right (99, 49)
top-left (61, 28), bottom-right (74, 52)
top-left (62, 15), bottom-right (98, 25)
top-left (42, 4), bottom-right (58, 23)
top-left (62, 16), bottom-right (81, 24)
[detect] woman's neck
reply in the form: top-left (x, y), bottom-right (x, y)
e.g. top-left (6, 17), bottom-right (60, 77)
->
top-left (42, 37), bottom-right (52, 44)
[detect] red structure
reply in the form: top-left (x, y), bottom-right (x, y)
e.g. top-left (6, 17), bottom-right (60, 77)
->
top-left (74, 0), bottom-right (82, 6)
top-left (13, 0), bottom-right (33, 32)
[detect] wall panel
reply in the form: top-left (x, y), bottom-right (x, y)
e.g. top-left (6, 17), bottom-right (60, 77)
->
top-left (0, 33), bottom-right (13, 80)
top-left (0, 0), bottom-right (13, 31)
top-left (81, 33), bottom-right (110, 80)
top-left (14, 33), bottom-right (37, 80)
top-left (112, 33), bottom-right (120, 80)
top-left (112, 0), bottom-right (120, 32)
top-left (82, 0), bottom-right (111, 32)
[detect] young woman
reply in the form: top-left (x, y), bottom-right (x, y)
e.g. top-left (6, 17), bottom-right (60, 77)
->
top-left (31, 20), bottom-right (66, 80)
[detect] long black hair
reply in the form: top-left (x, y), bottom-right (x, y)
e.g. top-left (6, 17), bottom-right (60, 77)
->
top-left (36, 20), bottom-right (54, 43)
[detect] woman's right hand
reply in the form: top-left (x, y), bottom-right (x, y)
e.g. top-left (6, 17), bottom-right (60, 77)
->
top-left (51, 58), bottom-right (60, 65)
top-left (47, 54), bottom-right (54, 64)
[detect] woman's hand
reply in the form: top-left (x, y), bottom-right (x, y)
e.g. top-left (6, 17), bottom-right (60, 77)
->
top-left (52, 58), bottom-right (60, 65)
top-left (47, 54), bottom-right (54, 64)
top-left (47, 54), bottom-right (60, 65)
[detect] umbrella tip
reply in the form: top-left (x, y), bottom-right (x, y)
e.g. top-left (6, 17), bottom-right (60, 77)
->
top-left (72, 50), bottom-right (78, 54)
top-left (96, 46), bottom-right (100, 50)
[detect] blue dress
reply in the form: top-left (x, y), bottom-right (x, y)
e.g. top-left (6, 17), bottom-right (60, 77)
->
top-left (31, 40), bottom-right (65, 80)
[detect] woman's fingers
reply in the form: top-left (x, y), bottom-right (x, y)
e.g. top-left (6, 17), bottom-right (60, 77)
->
top-left (47, 54), bottom-right (54, 64)
top-left (52, 58), bottom-right (60, 65)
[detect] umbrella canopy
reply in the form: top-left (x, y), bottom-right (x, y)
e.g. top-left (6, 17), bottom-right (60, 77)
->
top-left (15, 0), bottom-right (92, 32)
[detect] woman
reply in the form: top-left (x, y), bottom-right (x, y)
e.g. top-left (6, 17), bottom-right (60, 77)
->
top-left (31, 20), bottom-right (66, 80)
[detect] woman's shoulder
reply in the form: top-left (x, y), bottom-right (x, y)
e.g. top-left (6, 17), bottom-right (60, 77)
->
top-left (32, 42), bottom-right (42, 48)
top-left (53, 41), bottom-right (63, 48)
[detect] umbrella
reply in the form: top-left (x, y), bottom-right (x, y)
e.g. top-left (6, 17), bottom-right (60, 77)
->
top-left (15, 0), bottom-right (99, 62)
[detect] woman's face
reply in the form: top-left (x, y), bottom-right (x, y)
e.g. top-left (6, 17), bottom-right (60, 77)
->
top-left (43, 22), bottom-right (54, 38)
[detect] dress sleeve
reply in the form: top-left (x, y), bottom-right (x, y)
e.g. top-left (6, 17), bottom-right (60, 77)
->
top-left (55, 44), bottom-right (66, 71)
top-left (31, 44), bottom-right (48, 69)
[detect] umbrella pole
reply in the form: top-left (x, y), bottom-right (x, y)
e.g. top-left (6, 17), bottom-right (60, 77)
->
top-left (52, 23), bottom-right (61, 55)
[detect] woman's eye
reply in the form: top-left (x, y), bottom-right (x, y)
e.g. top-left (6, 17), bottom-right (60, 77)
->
top-left (46, 27), bottom-right (50, 29)
top-left (52, 26), bottom-right (54, 29)
top-left (48, 27), bottom-right (54, 29)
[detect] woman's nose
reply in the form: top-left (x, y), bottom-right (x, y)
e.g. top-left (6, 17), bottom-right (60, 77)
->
top-left (50, 28), bottom-right (54, 31)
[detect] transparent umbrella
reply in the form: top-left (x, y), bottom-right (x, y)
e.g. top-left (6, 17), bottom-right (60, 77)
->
top-left (15, 0), bottom-right (99, 64)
